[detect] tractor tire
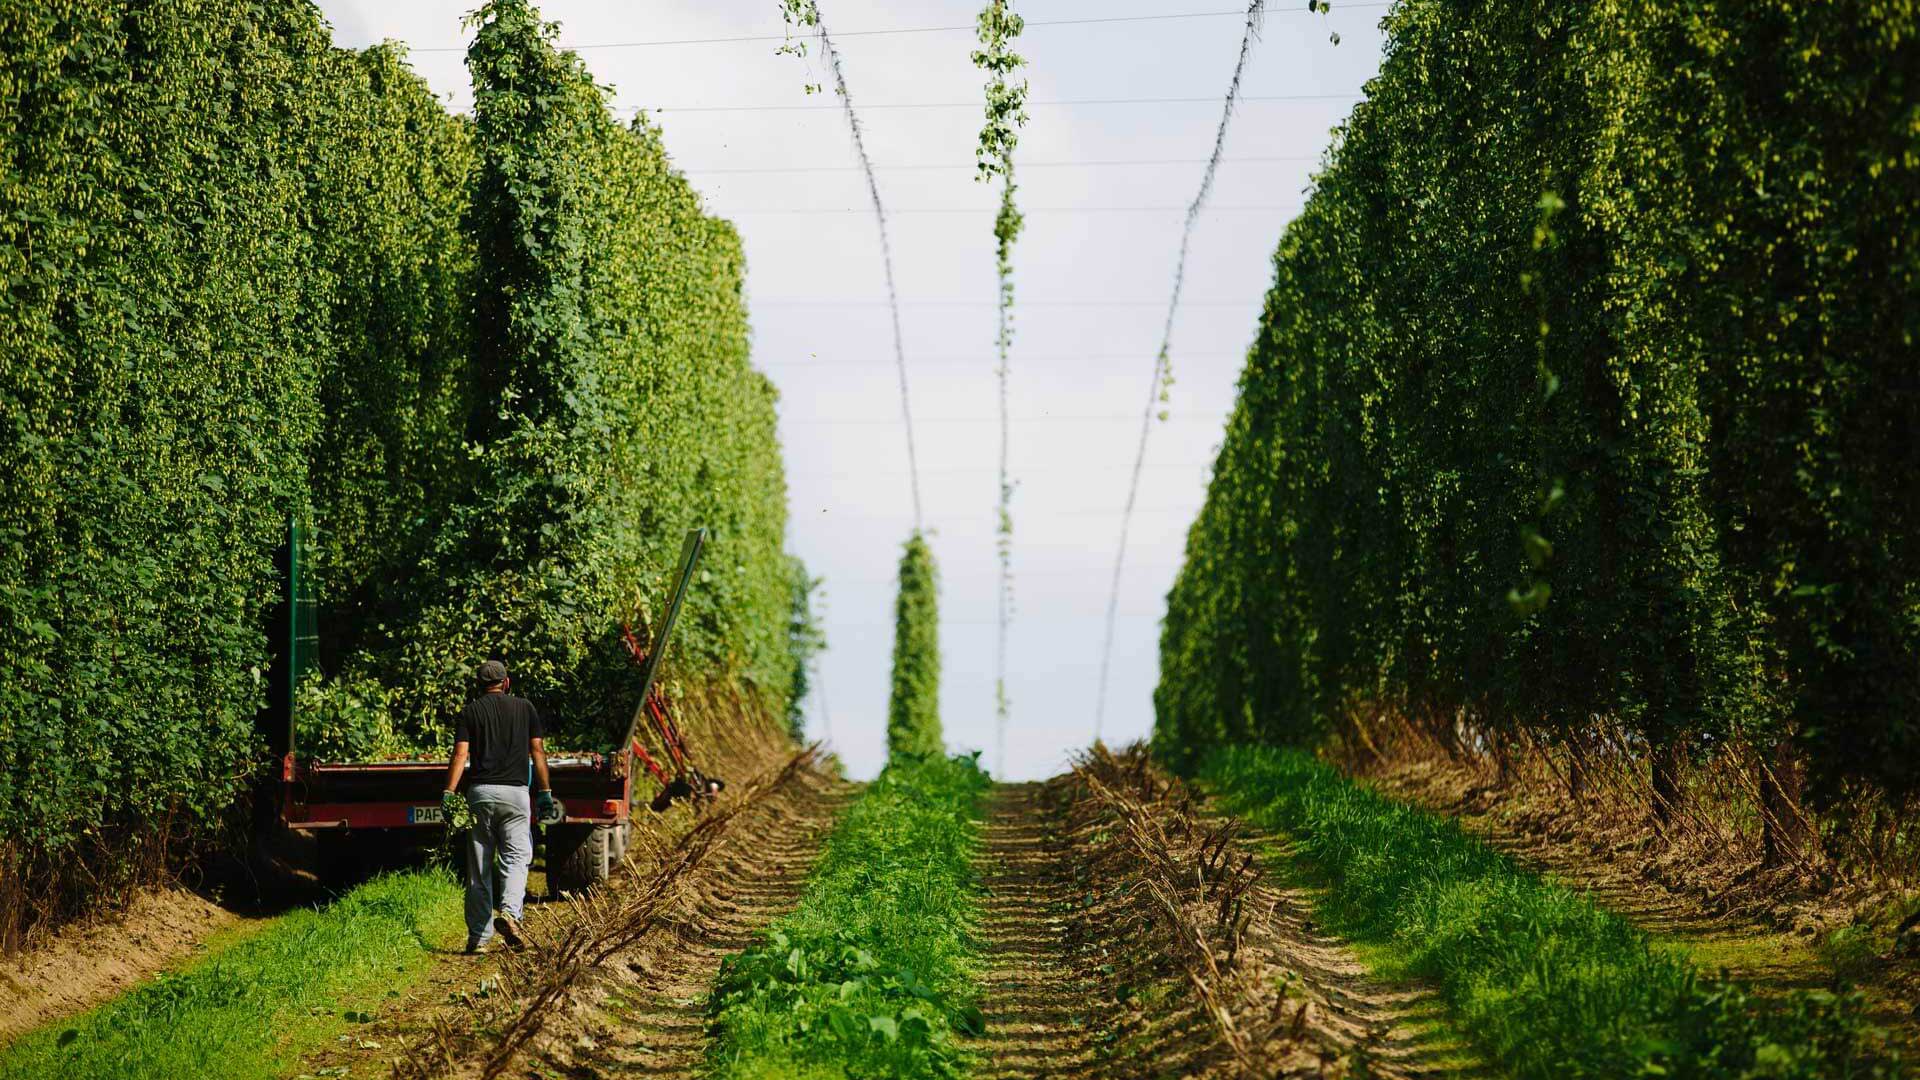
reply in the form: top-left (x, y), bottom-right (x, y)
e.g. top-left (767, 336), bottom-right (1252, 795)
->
top-left (546, 823), bottom-right (612, 897)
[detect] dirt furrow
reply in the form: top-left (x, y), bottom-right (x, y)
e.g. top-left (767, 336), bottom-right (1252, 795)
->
top-left (523, 775), bottom-right (854, 1078)
top-left (279, 748), bottom-right (844, 1080)
top-left (969, 782), bottom-right (1106, 1078)
top-left (972, 767), bottom-right (1487, 1080)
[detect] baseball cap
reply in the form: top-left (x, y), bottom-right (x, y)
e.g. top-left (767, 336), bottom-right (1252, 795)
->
top-left (475, 659), bottom-right (508, 686)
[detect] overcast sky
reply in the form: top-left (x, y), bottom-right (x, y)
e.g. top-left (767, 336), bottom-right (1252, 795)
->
top-left (313, 0), bottom-right (1389, 781)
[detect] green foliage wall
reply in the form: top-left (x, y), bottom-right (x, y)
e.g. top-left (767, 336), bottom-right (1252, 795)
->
top-left (341, 0), bottom-right (796, 750)
top-left (888, 533), bottom-right (943, 759)
top-left (0, 0), bottom-right (802, 939)
top-left (0, 1), bottom-right (440, 930)
top-left (1155, 0), bottom-right (1920, 804)
top-left (300, 47), bottom-right (478, 655)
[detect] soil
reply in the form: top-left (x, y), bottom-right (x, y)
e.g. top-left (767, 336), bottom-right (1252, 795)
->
top-left (968, 776), bottom-right (1490, 1079)
top-left (1237, 834), bottom-right (1492, 1079)
top-left (968, 784), bottom-right (1107, 1077)
top-left (283, 748), bottom-right (848, 1080)
top-left (0, 885), bottom-right (262, 1047)
top-left (521, 771), bottom-right (853, 1077)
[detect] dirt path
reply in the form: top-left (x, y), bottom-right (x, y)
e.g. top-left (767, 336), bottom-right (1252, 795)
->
top-left (527, 777), bottom-right (854, 1078)
top-left (969, 783), bottom-right (1105, 1078)
top-left (969, 778), bottom-right (1490, 1079)
top-left (278, 753), bottom-right (846, 1080)
top-left (1235, 829), bottom-right (1491, 1079)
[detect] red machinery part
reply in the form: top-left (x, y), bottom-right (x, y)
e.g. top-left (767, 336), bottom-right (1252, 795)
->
top-left (290, 795), bottom-right (625, 829)
top-left (631, 738), bottom-right (671, 785)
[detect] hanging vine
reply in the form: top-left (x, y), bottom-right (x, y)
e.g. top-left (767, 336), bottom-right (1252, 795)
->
top-left (1094, 0), bottom-right (1267, 741)
top-left (776, 0), bottom-right (925, 529)
top-left (972, 0), bottom-right (1027, 774)
top-left (1507, 189), bottom-right (1566, 618)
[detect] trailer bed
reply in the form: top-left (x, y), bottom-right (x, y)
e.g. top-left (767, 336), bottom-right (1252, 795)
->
top-left (282, 753), bottom-right (627, 830)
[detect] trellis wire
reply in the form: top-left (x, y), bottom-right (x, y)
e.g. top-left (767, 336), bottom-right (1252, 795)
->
top-left (1094, 0), bottom-right (1267, 741)
top-left (784, 4), bottom-right (926, 528)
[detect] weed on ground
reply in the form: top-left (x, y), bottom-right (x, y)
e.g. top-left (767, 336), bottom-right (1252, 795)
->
top-left (703, 753), bottom-right (989, 1079)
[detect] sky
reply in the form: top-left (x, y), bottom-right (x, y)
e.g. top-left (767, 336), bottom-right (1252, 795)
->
top-left (313, 0), bottom-right (1391, 781)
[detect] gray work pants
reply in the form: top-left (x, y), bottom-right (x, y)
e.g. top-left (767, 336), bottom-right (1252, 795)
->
top-left (463, 784), bottom-right (531, 947)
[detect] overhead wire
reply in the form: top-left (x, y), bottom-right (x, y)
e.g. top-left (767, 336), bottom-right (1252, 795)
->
top-left (626, 92), bottom-right (1358, 113)
top-left (787, 6), bottom-right (927, 530)
top-left (751, 299), bottom-right (1266, 307)
top-left (724, 205), bottom-right (1301, 215)
top-left (402, 2), bottom-right (1353, 757)
top-left (407, 5), bottom-right (1392, 53)
top-left (1095, 0), bottom-right (1270, 743)
top-left (678, 154), bottom-right (1317, 174)
top-left (783, 411), bottom-right (1230, 425)
top-left (758, 348), bottom-right (1247, 364)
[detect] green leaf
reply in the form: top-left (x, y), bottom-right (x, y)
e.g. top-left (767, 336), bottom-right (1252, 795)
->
top-left (1522, 529), bottom-right (1554, 569)
top-left (1506, 582), bottom-right (1552, 617)
top-left (952, 1005), bottom-right (988, 1037)
top-left (1539, 481), bottom-right (1565, 517)
top-left (900, 1010), bottom-right (934, 1045)
top-left (826, 1005), bottom-right (862, 1043)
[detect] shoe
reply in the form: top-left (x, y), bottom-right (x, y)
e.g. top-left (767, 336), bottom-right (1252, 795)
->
top-left (464, 939), bottom-right (491, 955)
top-left (493, 914), bottom-right (526, 951)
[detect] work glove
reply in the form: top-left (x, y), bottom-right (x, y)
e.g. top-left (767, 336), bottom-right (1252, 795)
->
top-left (535, 789), bottom-right (564, 826)
top-left (442, 789), bottom-right (463, 820)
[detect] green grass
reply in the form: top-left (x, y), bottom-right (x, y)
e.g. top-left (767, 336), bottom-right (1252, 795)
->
top-left (0, 870), bottom-right (462, 1080)
top-left (1204, 746), bottom-right (1896, 1080)
top-left (704, 753), bottom-right (990, 1080)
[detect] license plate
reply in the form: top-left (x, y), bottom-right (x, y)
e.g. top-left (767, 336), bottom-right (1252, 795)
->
top-left (409, 805), bottom-right (443, 825)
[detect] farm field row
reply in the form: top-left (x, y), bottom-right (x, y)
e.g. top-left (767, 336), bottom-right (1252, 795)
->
top-left (1356, 750), bottom-right (1920, 1059)
top-left (1206, 747), bottom-right (1900, 1080)
top-left (8, 744), bottom-right (1907, 1078)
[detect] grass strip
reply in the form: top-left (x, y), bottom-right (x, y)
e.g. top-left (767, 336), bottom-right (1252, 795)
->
top-left (705, 753), bottom-right (989, 1080)
top-left (1204, 746), bottom-right (1895, 1080)
top-left (0, 870), bottom-right (461, 1080)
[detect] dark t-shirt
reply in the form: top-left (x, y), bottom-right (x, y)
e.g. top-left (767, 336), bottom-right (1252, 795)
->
top-left (454, 693), bottom-right (543, 788)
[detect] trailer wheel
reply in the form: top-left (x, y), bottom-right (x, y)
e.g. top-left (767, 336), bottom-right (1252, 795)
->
top-left (546, 823), bottom-right (612, 896)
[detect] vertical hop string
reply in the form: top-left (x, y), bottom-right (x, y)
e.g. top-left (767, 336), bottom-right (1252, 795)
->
top-left (1095, 0), bottom-right (1267, 740)
top-left (973, 0), bottom-right (1027, 775)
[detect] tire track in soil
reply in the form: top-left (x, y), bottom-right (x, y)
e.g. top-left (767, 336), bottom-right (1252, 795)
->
top-left (525, 776), bottom-right (855, 1079)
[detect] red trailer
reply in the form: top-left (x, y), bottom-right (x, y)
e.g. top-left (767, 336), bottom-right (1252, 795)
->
top-left (258, 525), bottom-right (707, 894)
top-left (274, 752), bottom-right (632, 893)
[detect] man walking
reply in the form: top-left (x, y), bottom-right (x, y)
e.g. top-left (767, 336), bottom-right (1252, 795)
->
top-left (442, 660), bottom-right (560, 953)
